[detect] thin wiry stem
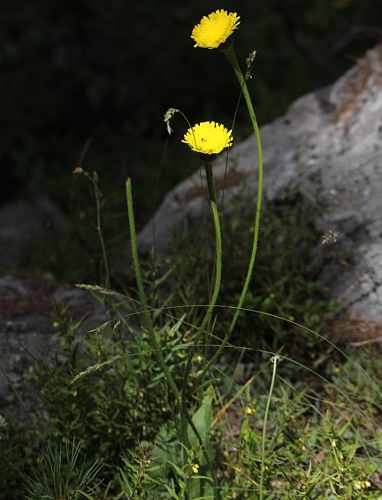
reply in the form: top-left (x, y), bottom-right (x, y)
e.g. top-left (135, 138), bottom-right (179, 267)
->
top-left (260, 355), bottom-right (280, 499)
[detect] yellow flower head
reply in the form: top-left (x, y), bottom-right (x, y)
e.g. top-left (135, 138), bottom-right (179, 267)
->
top-left (182, 121), bottom-right (233, 155)
top-left (191, 10), bottom-right (240, 49)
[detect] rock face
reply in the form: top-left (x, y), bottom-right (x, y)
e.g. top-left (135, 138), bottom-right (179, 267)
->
top-left (0, 197), bottom-right (67, 270)
top-left (137, 43), bottom-right (382, 322)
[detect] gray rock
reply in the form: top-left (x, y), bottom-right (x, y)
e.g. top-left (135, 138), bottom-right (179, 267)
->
top-left (0, 275), bottom-right (28, 296)
top-left (136, 43), bottom-right (382, 321)
top-left (0, 277), bottom-right (135, 422)
top-left (0, 281), bottom-right (99, 421)
top-left (0, 196), bottom-right (67, 270)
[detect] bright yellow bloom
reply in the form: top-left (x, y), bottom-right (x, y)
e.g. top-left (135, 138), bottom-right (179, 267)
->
top-left (191, 10), bottom-right (240, 49)
top-left (182, 121), bottom-right (233, 155)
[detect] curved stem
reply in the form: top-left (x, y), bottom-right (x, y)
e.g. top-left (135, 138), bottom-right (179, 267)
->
top-left (190, 45), bottom-right (264, 392)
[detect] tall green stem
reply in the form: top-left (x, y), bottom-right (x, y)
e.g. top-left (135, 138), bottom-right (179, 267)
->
top-left (181, 162), bottom-right (222, 395)
top-left (126, 178), bottom-right (181, 405)
top-left (190, 43), bottom-right (264, 392)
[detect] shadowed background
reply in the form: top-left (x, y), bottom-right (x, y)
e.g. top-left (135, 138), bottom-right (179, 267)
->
top-left (1, 0), bottom-right (380, 278)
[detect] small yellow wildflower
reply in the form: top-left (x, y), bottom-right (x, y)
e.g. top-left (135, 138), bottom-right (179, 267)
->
top-left (182, 121), bottom-right (233, 155)
top-left (191, 463), bottom-right (199, 474)
top-left (354, 480), bottom-right (371, 490)
top-left (191, 10), bottom-right (240, 49)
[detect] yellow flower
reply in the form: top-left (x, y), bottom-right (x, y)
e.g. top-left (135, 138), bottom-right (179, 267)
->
top-left (191, 10), bottom-right (240, 49)
top-left (182, 121), bottom-right (233, 155)
top-left (191, 463), bottom-right (199, 474)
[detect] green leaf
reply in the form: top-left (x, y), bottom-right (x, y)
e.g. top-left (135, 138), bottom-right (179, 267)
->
top-left (149, 423), bottom-right (178, 478)
top-left (188, 395), bottom-right (213, 449)
top-left (163, 482), bottom-right (180, 499)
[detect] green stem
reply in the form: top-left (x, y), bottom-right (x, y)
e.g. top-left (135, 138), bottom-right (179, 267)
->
top-left (190, 44), bottom-right (264, 392)
top-left (204, 161), bottom-right (217, 204)
top-left (94, 174), bottom-right (110, 292)
top-left (260, 355), bottom-right (280, 499)
top-left (126, 178), bottom-right (181, 405)
top-left (80, 169), bottom-right (110, 292)
top-left (181, 164), bottom-right (222, 399)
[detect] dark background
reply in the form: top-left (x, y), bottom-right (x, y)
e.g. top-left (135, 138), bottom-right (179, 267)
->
top-left (1, 0), bottom-right (380, 230)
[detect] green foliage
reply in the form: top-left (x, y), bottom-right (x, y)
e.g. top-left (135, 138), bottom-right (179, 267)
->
top-left (214, 350), bottom-right (382, 498)
top-left (30, 300), bottom-right (196, 485)
top-left (170, 194), bottom-right (336, 360)
top-left (24, 438), bottom-right (102, 500)
top-left (147, 395), bottom-right (215, 499)
top-left (116, 447), bottom-right (162, 499)
top-left (0, 418), bottom-right (42, 499)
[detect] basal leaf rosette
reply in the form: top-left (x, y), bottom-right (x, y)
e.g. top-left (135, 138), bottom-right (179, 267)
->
top-left (191, 10), bottom-right (240, 49)
top-left (182, 121), bottom-right (233, 159)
